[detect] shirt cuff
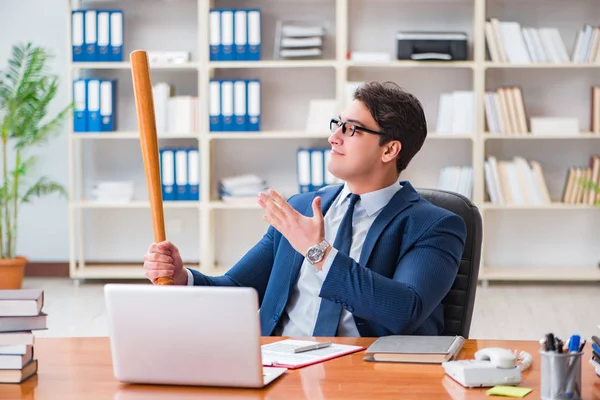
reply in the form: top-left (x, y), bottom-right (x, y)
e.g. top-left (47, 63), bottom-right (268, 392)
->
top-left (317, 247), bottom-right (338, 278)
top-left (186, 268), bottom-right (194, 286)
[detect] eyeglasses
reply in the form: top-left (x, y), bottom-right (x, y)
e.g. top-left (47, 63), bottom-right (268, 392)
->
top-left (329, 117), bottom-right (386, 137)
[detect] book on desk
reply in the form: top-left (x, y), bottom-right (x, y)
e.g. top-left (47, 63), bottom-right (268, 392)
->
top-left (363, 335), bottom-right (465, 364)
top-left (0, 289), bottom-right (46, 384)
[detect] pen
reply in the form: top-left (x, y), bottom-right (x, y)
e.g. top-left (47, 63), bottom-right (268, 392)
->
top-left (592, 335), bottom-right (600, 348)
top-left (546, 333), bottom-right (556, 352)
top-left (578, 339), bottom-right (586, 353)
top-left (294, 341), bottom-right (333, 353)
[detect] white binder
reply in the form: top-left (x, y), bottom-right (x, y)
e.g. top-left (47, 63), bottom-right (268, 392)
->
top-left (221, 80), bottom-right (234, 131)
top-left (233, 80), bottom-right (247, 131)
top-left (209, 10), bottom-right (221, 61)
top-left (234, 10), bottom-right (247, 60)
top-left (84, 10), bottom-right (97, 61)
top-left (97, 11), bottom-right (110, 62)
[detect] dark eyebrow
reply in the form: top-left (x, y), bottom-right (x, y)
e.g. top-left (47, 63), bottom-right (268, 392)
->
top-left (346, 118), bottom-right (367, 127)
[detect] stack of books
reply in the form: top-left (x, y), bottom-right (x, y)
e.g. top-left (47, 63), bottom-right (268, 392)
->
top-left (484, 156), bottom-right (551, 206)
top-left (0, 289), bottom-right (47, 384)
top-left (484, 86), bottom-right (528, 135)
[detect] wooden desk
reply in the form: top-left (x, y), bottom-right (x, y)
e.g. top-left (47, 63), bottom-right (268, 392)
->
top-left (2, 337), bottom-right (599, 399)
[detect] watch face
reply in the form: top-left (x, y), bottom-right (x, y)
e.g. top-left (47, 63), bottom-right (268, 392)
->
top-left (307, 246), bottom-right (322, 262)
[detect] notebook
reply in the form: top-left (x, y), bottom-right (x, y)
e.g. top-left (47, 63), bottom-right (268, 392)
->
top-left (363, 335), bottom-right (465, 364)
top-left (261, 339), bottom-right (365, 369)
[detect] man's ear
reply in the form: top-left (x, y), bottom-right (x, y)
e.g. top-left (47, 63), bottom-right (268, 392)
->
top-left (381, 140), bottom-right (401, 164)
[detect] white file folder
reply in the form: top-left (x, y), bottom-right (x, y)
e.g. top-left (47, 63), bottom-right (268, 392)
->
top-left (247, 80), bottom-right (260, 131)
top-left (311, 149), bottom-right (324, 190)
top-left (187, 149), bottom-right (199, 201)
top-left (234, 80), bottom-right (247, 131)
top-left (71, 11), bottom-right (85, 62)
top-left (221, 80), bottom-right (234, 131)
top-left (97, 11), bottom-right (110, 62)
top-left (87, 79), bottom-right (101, 132)
top-left (234, 10), bottom-right (247, 60)
top-left (297, 148), bottom-right (311, 193)
top-left (209, 80), bottom-right (221, 131)
top-left (73, 79), bottom-right (87, 132)
top-left (175, 149), bottom-right (189, 200)
top-left (209, 10), bottom-right (221, 61)
top-left (99, 80), bottom-right (115, 132)
top-left (84, 10), bottom-right (97, 61)
top-left (221, 10), bottom-right (234, 60)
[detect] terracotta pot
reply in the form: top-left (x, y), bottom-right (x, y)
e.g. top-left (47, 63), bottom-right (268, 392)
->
top-left (0, 256), bottom-right (27, 289)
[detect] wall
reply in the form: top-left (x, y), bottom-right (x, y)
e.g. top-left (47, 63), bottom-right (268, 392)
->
top-left (0, 0), bottom-right (70, 261)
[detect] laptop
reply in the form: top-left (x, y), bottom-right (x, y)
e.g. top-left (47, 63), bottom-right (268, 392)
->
top-left (104, 284), bottom-right (287, 388)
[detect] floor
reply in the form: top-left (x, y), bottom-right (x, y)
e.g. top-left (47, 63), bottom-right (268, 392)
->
top-left (23, 277), bottom-right (600, 342)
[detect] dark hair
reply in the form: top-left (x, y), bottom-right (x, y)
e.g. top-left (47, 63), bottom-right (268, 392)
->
top-left (353, 81), bottom-right (427, 174)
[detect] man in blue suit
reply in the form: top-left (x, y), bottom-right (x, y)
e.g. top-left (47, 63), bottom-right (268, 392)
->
top-left (143, 81), bottom-right (467, 337)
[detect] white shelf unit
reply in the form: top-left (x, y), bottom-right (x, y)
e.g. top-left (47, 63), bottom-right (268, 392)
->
top-left (66, 0), bottom-right (600, 283)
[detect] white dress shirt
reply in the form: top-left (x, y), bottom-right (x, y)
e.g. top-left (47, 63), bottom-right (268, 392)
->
top-left (186, 182), bottom-right (401, 337)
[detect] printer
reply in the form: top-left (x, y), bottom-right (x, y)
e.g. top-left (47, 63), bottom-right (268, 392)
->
top-left (396, 31), bottom-right (468, 61)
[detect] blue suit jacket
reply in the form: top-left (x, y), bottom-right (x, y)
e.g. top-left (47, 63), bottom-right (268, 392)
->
top-left (190, 181), bottom-right (467, 337)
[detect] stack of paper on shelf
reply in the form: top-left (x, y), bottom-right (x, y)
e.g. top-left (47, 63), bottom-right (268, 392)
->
top-left (0, 289), bottom-right (47, 384)
top-left (562, 155), bottom-right (600, 205)
top-left (90, 181), bottom-right (134, 203)
top-left (435, 91), bottom-right (475, 135)
top-left (484, 156), bottom-right (551, 205)
top-left (275, 21), bottom-right (326, 59)
top-left (152, 82), bottom-right (199, 135)
top-left (484, 18), bottom-right (571, 64)
top-left (484, 87), bottom-right (528, 135)
top-left (219, 174), bottom-right (268, 203)
top-left (437, 166), bottom-right (473, 200)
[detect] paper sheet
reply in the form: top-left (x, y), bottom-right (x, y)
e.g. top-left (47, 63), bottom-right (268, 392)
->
top-left (261, 339), bottom-right (364, 369)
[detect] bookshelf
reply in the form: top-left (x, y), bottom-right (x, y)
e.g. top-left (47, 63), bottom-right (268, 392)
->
top-left (66, 0), bottom-right (600, 284)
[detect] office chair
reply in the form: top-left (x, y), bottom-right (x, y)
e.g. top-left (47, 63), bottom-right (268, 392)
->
top-left (416, 188), bottom-right (482, 339)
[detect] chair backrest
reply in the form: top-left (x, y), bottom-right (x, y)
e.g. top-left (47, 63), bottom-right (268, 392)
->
top-left (416, 188), bottom-right (482, 339)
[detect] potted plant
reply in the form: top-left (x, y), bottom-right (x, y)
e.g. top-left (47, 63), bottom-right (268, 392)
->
top-left (0, 42), bottom-right (71, 289)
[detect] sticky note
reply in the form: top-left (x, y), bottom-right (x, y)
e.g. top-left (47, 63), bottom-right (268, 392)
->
top-left (485, 386), bottom-right (532, 398)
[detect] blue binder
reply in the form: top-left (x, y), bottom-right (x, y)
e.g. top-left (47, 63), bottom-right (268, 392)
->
top-left (86, 79), bottom-right (101, 132)
top-left (100, 79), bottom-right (116, 131)
top-left (160, 148), bottom-right (176, 201)
top-left (247, 9), bottom-right (261, 61)
top-left (175, 149), bottom-right (189, 200)
top-left (209, 9), bottom-right (220, 61)
top-left (71, 11), bottom-right (85, 62)
top-left (246, 79), bottom-right (260, 131)
top-left (97, 11), bottom-right (111, 62)
top-left (297, 148), bottom-right (311, 193)
top-left (209, 80), bottom-right (222, 131)
top-left (233, 80), bottom-right (247, 131)
top-left (220, 9), bottom-right (234, 61)
top-left (187, 149), bottom-right (200, 201)
top-left (234, 10), bottom-right (247, 61)
top-left (73, 79), bottom-right (87, 132)
top-left (220, 80), bottom-right (234, 131)
top-left (109, 10), bottom-right (123, 62)
top-left (310, 148), bottom-right (326, 191)
top-left (84, 10), bottom-right (97, 62)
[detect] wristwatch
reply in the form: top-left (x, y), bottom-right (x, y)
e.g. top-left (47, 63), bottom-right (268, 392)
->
top-left (306, 240), bottom-right (330, 265)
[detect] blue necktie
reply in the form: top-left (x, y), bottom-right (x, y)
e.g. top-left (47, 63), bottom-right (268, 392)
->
top-left (312, 193), bottom-right (360, 336)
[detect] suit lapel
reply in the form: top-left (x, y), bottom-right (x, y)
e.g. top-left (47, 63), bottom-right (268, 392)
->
top-left (358, 181), bottom-right (420, 267)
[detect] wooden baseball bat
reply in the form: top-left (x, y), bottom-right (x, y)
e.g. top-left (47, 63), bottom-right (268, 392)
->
top-left (130, 49), bottom-right (172, 286)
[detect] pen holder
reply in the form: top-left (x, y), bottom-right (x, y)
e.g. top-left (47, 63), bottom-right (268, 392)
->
top-left (540, 350), bottom-right (583, 400)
